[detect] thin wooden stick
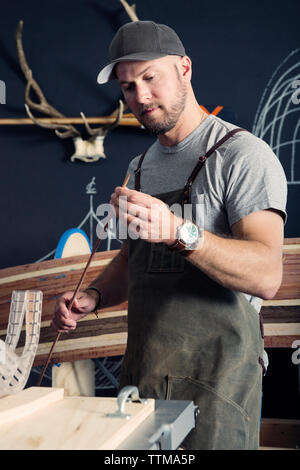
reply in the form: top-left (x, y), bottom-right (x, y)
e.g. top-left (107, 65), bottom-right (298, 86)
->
top-left (0, 115), bottom-right (140, 127)
top-left (36, 173), bottom-right (130, 386)
top-left (0, 106), bottom-right (213, 127)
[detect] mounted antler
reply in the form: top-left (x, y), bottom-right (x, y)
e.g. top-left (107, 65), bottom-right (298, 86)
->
top-left (119, 0), bottom-right (139, 21)
top-left (15, 20), bottom-right (80, 140)
top-left (81, 100), bottom-right (124, 137)
top-left (15, 20), bottom-right (123, 162)
top-left (71, 100), bottom-right (124, 163)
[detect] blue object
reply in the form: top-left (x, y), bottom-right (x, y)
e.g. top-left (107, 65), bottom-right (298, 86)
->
top-left (54, 228), bottom-right (91, 259)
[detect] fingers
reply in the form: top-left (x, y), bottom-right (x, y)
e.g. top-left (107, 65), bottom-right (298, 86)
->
top-left (110, 187), bottom-right (133, 217)
top-left (51, 296), bottom-right (76, 332)
top-left (110, 187), bottom-right (161, 221)
top-left (109, 187), bottom-right (177, 243)
top-left (51, 313), bottom-right (76, 333)
top-left (51, 291), bottom-right (92, 333)
top-left (110, 187), bottom-right (152, 210)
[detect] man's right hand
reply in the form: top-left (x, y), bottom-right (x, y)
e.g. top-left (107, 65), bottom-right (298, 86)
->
top-left (51, 290), bottom-right (98, 333)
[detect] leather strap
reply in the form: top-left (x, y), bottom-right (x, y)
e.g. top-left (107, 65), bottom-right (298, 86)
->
top-left (134, 151), bottom-right (147, 191)
top-left (134, 128), bottom-right (247, 194)
top-left (183, 127), bottom-right (247, 204)
top-left (167, 238), bottom-right (187, 253)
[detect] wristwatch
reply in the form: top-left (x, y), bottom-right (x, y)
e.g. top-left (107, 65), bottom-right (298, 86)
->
top-left (168, 221), bottom-right (202, 254)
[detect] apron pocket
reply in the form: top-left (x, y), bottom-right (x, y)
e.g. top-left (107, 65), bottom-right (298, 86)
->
top-left (147, 243), bottom-right (185, 273)
top-left (166, 375), bottom-right (252, 450)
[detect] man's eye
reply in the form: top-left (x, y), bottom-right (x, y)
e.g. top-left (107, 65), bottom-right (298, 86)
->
top-left (145, 76), bottom-right (154, 81)
top-left (122, 84), bottom-right (134, 91)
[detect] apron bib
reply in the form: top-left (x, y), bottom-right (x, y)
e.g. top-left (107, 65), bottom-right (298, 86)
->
top-left (119, 129), bottom-right (264, 449)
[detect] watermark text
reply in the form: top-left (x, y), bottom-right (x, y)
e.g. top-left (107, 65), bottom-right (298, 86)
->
top-left (0, 80), bottom-right (6, 104)
top-left (0, 340), bottom-right (6, 365)
top-left (291, 79), bottom-right (300, 105)
top-left (291, 340), bottom-right (300, 365)
top-left (96, 197), bottom-right (205, 247)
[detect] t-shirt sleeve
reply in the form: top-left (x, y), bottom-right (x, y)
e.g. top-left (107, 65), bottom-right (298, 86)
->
top-left (223, 133), bottom-right (288, 227)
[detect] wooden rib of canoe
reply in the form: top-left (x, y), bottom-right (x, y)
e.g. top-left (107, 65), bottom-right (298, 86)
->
top-left (0, 250), bottom-right (127, 366)
top-left (0, 239), bottom-right (299, 366)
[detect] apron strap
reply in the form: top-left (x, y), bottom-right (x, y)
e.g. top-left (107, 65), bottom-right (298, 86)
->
top-left (134, 127), bottom-right (248, 193)
top-left (134, 152), bottom-right (147, 191)
top-left (183, 127), bottom-right (247, 203)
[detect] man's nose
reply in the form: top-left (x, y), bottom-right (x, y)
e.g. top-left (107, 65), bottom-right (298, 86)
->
top-left (135, 83), bottom-right (152, 104)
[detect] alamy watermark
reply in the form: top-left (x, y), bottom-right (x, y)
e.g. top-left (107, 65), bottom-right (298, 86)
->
top-left (96, 197), bottom-right (205, 248)
top-left (291, 79), bottom-right (300, 105)
top-left (0, 80), bottom-right (6, 104)
top-left (291, 340), bottom-right (300, 365)
top-left (0, 340), bottom-right (5, 365)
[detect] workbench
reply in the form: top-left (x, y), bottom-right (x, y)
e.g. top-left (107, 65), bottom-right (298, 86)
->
top-left (0, 385), bottom-right (198, 450)
top-left (0, 238), bottom-right (299, 449)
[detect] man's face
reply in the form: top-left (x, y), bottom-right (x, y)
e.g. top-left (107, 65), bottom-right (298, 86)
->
top-left (116, 56), bottom-right (188, 136)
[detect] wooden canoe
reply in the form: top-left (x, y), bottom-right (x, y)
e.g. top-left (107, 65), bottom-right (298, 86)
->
top-left (0, 239), bottom-right (299, 366)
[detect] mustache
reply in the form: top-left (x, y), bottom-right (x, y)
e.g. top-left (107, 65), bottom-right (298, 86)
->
top-left (140, 104), bottom-right (161, 114)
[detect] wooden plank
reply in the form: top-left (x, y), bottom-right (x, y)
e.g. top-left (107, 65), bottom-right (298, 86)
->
top-left (0, 309), bottom-right (128, 337)
top-left (264, 335), bottom-right (300, 348)
top-left (282, 238), bottom-right (300, 245)
top-left (0, 313), bottom-right (128, 349)
top-left (264, 323), bottom-right (300, 337)
top-left (0, 250), bottom-right (115, 280)
top-left (0, 250), bottom-right (122, 328)
top-left (263, 299), bottom-right (300, 306)
top-left (259, 446), bottom-right (297, 450)
top-left (263, 320), bottom-right (300, 347)
top-left (260, 419), bottom-right (300, 449)
top-left (32, 332), bottom-right (128, 355)
top-left (270, 239), bottom-right (300, 302)
top-left (261, 304), bottom-right (300, 324)
top-left (0, 258), bottom-right (107, 285)
top-left (31, 331), bottom-right (128, 365)
top-left (0, 387), bottom-right (64, 426)
top-left (0, 238), bottom-right (299, 362)
top-left (0, 114), bottom-right (141, 127)
top-left (0, 388), bottom-right (155, 450)
top-left (52, 360), bottom-right (95, 397)
top-left (0, 310), bottom-right (128, 365)
top-left (33, 343), bottom-right (127, 366)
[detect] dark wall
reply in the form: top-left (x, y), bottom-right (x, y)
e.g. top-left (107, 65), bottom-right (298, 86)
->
top-left (0, 0), bottom-right (299, 419)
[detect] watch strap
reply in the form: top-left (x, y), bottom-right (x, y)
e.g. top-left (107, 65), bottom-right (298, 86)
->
top-left (168, 239), bottom-right (187, 253)
top-left (84, 286), bottom-right (102, 317)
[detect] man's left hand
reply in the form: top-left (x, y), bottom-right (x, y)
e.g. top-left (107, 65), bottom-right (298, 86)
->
top-left (110, 186), bottom-right (181, 244)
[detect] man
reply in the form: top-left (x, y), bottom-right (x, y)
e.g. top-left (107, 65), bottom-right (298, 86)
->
top-left (52, 21), bottom-right (287, 449)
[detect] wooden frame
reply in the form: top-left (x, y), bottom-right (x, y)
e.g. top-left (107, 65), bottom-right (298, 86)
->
top-left (0, 238), bottom-right (299, 366)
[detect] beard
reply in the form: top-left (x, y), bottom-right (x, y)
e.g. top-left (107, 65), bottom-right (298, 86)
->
top-left (138, 80), bottom-right (188, 136)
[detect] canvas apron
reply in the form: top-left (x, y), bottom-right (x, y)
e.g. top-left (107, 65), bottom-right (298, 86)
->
top-left (119, 128), bottom-right (264, 450)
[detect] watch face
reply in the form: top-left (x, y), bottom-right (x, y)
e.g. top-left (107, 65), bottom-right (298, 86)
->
top-left (179, 222), bottom-right (199, 244)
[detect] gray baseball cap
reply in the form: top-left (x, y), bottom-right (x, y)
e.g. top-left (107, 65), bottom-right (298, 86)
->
top-left (97, 21), bottom-right (186, 84)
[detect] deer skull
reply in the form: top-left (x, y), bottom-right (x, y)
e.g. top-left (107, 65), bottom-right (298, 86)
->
top-left (70, 102), bottom-right (124, 163)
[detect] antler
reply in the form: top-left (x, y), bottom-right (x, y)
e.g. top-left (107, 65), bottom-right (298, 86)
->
top-left (80, 100), bottom-right (124, 136)
top-left (119, 0), bottom-right (139, 22)
top-left (14, 20), bottom-right (129, 163)
top-left (15, 20), bottom-right (80, 139)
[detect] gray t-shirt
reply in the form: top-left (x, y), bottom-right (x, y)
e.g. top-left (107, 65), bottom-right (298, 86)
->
top-left (126, 114), bottom-right (288, 313)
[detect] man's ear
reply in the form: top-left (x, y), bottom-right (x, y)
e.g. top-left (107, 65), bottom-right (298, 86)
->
top-left (180, 56), bottom-right (192, 75)
top-left (180, 56), bottom-right (192, 79)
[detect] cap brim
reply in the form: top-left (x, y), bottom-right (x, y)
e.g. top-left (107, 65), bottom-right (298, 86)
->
top-left (97, 52), bottom-right (168, 84)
